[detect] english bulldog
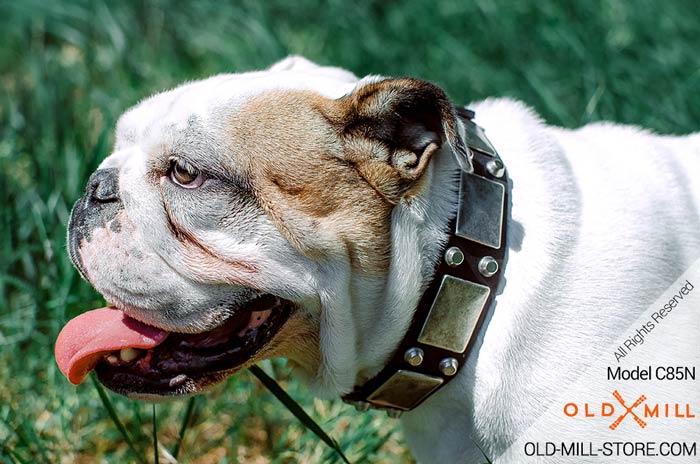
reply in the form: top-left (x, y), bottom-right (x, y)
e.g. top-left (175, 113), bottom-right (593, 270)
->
top-left (56, 56), bottom-right (700, 463)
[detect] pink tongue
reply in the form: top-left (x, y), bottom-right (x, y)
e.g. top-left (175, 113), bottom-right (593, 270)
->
top-left (55, 307), bottom-right (168, 385)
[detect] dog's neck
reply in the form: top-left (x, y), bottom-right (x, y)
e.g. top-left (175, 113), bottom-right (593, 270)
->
top-left (343, 110), bottom-right (510, 412)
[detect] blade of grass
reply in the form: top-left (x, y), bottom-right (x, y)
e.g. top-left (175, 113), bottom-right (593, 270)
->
top-left (1, 443), bottom-right (28, 464)
top-left (172, 396), bottom-right (197, 460)
top-left (14, 423), bottom-right (48, 464)
top-left (248, 365), bottom-right (351, 464)
top-left (152, 404), bottom-right (158, 464)
top-left (471, 438), bottom-right (493, 464)
top-left (0, 415), bottom-right (45, 464)
top-left (13, 412), bottom-right (49, 464)
top-left (91, 375), bottom-right (147, 464)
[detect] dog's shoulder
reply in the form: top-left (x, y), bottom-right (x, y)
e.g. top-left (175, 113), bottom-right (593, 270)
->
top-left (468, 97), bottom-right (546, 135)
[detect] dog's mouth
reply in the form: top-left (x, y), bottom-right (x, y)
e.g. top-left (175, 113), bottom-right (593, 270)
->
top-left (55, 294), bottom-right (292, 397)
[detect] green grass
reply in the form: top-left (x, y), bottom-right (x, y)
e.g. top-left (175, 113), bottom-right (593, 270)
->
top-left (0, 0), bottom-right (698, 462)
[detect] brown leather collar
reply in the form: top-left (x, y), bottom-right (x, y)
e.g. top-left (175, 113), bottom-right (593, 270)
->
top-left (342, 108), bottom-right (510, 417)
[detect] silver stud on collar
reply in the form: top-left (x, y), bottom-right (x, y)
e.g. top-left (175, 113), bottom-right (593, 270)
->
top-left (486, 159), bottom-right (505, 178)
top-left (445, 246), bottom-right (465, 267)
top-left (439, 357), bottom-right (459, 376)
top-left (478, 256), bottom-right (498, 277)
top-left (386, 408), bottom-right (403, 419)
top-left (404, 347), bottom-right (424, 366)
top-left (353, 401), bottom-right (371, 412)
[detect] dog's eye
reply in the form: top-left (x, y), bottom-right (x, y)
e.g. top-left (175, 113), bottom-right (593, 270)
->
top-left (168, 158), bottom-right (205, 188)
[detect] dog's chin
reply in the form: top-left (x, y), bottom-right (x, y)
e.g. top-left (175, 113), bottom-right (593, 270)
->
top-left (93, 294), bottom-right (294, 398)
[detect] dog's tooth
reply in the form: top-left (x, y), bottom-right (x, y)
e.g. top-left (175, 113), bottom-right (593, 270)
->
top-left (169, 374), bottom-right (187, 387)
top-left (106, 354), bottom-right (119, 365)
top-left (119, 347), bottom-right (140, 362)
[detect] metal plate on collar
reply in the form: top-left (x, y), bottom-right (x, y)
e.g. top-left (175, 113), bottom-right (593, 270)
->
top-left (462, 118), bottom-right (497, 157)
top-left (456, 172), bottom-right (505, 249)
top-left (367, 370), bottom-right (444, 411)
top-left (417, 275), bottom-right (491, 352)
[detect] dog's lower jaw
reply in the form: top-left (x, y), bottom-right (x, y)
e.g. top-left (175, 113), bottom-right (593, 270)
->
top-left (270, 310), bottom-right (322, 381)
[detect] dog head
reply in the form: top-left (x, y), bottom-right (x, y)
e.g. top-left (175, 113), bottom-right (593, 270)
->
top-left (59, 56), bottom-right (468, 399)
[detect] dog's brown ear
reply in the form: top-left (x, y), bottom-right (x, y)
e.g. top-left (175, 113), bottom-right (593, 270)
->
top-left (328, 77), bottom-right (471, 204)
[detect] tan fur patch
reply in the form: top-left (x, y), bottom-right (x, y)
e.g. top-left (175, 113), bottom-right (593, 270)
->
top-left (258, 310), bottom-right (321, 375)
top-left (227, 90), bottom-right (394, 274)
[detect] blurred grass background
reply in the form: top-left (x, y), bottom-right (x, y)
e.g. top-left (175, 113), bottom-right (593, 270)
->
top-left (0, 0), bottom-right (698, 462)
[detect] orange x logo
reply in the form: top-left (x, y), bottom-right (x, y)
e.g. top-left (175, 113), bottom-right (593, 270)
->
top-left (609, 390), bottom-right (647, 430)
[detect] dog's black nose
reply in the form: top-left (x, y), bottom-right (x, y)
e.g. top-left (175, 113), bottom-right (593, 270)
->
top-left (86, 168), bottom-right (120, 203)
top-left (67, 167), bottom-right (123, 279)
